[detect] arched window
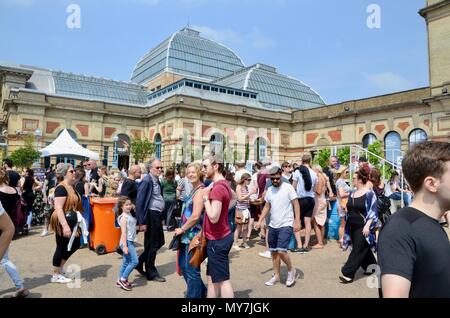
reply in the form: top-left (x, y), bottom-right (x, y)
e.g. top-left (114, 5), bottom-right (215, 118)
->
top-left (409, 129), bottom-right (427, 148)
top-left (255, 137), bottom-right (267, 162)
top-left (210, 133), bottom-right (224, 157)
top-left (362, 133), bottom-right (377, 148)
top-left (154, 133), bottom-right (162, 159)
top-left (58, 129), bottom-right (77, 141)
top-left (384, 131), bottom-right (402, 165)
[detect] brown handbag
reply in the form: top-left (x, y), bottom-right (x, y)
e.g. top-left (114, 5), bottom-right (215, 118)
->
top-left (188, 213), bottom-right (207, 268)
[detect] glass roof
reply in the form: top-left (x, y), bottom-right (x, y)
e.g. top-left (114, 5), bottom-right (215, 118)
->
top-left (131, 28), bottom-right (245, 85)
top-left (214, 64), bottom-right (326, 110)
top-left (53, 71), bottom-right (147, 105)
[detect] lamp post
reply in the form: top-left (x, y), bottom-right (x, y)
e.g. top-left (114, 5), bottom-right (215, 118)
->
top-left (33, 128), bottom-right (42, 168)
top-left (112, 135), bottom-right (119, 169)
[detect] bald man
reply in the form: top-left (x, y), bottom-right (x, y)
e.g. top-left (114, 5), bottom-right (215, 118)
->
top-left (120, 165), bottom-right (142, 204)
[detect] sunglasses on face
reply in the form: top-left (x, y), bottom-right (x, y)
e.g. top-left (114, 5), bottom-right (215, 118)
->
top-left (68, 170), bottom-right (75, 174)
top-left (154, 166), bottom-right (163, 170)
top-left (271, 177), bottom-right (281, 181)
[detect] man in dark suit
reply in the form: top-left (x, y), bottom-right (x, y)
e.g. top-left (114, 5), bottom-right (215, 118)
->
top-left (86, 159), bottom-right (100, 194)
top-left (135, 158), bottom-right (166, 282)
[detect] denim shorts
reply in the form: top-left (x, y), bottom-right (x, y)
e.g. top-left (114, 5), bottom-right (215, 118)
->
top-left (206, 232), bottom-right (233, 284)
top-left (268, 226), bottom-right (293, 252)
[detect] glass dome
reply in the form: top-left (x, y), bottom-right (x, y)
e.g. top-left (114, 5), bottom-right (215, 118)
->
top-left (213, 63), bottom-right (326, 110)
top-left (131, 28), bottom-right (245, 85)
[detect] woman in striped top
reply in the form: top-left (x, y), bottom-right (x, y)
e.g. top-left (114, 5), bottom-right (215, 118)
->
top-left (233, 173), bottom-right (256, 251)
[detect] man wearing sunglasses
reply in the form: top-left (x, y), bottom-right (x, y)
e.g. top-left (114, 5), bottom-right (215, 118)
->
top-left (255, 166), bottom-right (300, 287)
top-left (135, 158), bottom-right (166, 282)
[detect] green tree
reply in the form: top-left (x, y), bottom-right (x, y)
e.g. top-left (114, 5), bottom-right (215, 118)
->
top-left (131, 137), bottom-right (155, 164)
top-left (9, 134), bottom-right (40, 168)
top-left (367, 140), bottom-right (383, 167)
top-left (314, 148), bottom-right (331, 169)
top-left (337, 146), bottom-right (350, 166)
top-left (245, 142), bottom-right (249, 162)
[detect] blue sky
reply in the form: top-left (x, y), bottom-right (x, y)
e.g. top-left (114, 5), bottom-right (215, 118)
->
top-left (0, 0), bottom-right (429, 104)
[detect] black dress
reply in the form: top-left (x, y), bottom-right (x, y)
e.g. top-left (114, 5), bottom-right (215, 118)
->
top-left (341, 193), bottom-right (377, 279)
top-left (0, 190), bottom-right (20, 218)
top-left (22, 176), bottom-right (35, 213)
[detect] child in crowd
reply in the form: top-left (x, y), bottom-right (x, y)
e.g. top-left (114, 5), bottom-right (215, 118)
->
top-left (115, 196), bottom-right (138, 291)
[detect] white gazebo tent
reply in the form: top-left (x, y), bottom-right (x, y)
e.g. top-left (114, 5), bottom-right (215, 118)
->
top-left (39, 129), bottom-right (99, 160)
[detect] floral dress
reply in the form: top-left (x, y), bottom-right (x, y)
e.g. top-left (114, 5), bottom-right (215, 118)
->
top-left (180, 185), bottom-right (204, 245)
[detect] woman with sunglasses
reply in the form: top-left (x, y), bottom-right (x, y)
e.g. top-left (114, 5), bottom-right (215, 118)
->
top-left (50, 164), bottom-right (83, 284)
top-left (281, 162), bottom-right (293, 184)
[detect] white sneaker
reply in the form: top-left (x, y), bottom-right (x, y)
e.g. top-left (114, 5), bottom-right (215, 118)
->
top-left (258, 251), bottom-right (271, 259)
top-left (242, 242), bottom-right (250, 249)
top-left (40, 230), bottom-right (49, 237)
top-left (286, 269), bottom-right (298, 287)
top-left (51, 274), bottom-right (72, 284)
top-left (265, 275), bottom-right (279, 286)
top-left (233, 244), bottom-right (241, 251)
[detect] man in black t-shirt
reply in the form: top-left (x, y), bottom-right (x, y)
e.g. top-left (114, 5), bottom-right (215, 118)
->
top-left (378, 141), bottom-right (450, 298)
top-left (3, 159), bottom-right (20, 188)
top-left (120, 165), bottom-right (141, 204)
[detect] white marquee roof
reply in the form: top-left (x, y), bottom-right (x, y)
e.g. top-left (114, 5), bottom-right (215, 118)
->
top-left (39, 129), bottom-right (99, 160)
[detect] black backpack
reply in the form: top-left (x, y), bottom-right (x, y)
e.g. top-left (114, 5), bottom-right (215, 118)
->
top-left (294, 165), bottom-right (312, 192)
top-left (376, 191), bottom-right (391, 225)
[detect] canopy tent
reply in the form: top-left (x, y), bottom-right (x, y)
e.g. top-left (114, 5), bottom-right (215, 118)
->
top-left (39, 129), bottom-right (99, 160)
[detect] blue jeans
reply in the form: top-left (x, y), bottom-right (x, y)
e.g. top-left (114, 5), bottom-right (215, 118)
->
top-left (1, 249), bottom-right (24, 289)
top-left (389, 192), bottom-right (410, 206)
top-left (179, 243), bottom-right (206, 298)
top-left (118, 241), bottom-right (138, 281)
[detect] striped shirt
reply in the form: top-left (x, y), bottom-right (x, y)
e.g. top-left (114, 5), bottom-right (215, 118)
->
top-left (236, 185), bottom-right (250, 211)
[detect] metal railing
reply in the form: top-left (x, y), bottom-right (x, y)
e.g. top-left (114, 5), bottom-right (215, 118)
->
top-left (325, 144), bottom-right (407, 209)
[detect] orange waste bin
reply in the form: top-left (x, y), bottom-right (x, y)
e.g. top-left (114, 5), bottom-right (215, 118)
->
top-left (89, 197), bottom-right (120, 255)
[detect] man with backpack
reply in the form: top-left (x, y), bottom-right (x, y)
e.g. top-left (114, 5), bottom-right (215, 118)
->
top-left (292, 154), bottom-right (318, 253)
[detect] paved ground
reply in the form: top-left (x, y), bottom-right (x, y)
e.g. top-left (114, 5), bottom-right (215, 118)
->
top-left (1, 226), bottom-right (449, 298)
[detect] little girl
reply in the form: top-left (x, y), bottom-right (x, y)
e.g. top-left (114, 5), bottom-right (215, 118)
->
top-left (115, 196), bottom-right (138, 291)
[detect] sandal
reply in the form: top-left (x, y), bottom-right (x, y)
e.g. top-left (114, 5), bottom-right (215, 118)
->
top-left (11, 288), bottom-right (29, 298)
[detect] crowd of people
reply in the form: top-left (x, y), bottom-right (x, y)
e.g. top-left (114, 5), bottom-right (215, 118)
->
top-left (0, 141), bottom-right (449, 298)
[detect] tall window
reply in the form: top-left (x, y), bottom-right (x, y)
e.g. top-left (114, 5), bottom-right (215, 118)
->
top-left (154, 133), bottom-right (162, 159)
top-left (409, 129), bottom-right (427, 148)
top-left (255, 137), bottom-right (267, 162)
top-left (209, 133), bottom-right (224, 157)
top-left (384, 131), bottom-right (402, 165)
top-left (103, 146), bottom-right (109, 167)
top-left (362, 133), bottom-right (377, 148)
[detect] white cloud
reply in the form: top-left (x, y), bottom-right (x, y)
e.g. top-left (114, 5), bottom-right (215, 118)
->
top-left (249, 27), bottom-right (276, 49)
top-left (191, 25), bottom-right (243, 45)
top-left (364, 72), bottom-right (413, 92)
top-left (191, 25), bottom-right (275, 50)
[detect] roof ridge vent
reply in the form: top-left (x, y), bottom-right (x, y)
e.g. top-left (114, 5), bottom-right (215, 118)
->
top-left (255, 63), bottom-right (277, 73)
top-left (181, 27), bottom-right (200, 37)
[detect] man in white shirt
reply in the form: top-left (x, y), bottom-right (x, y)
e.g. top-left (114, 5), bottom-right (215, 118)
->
top-left (255, 166), bottom-right (300, 287)
top-left (292, 154), bottom-right (318, 253)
